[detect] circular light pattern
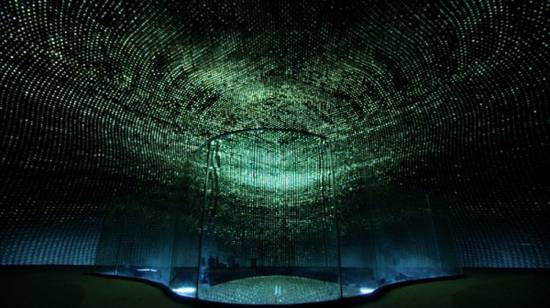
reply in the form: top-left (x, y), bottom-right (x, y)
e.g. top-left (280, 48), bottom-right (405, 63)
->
top-left (0, 0), bottom-right (548, 268)
top-left (198, 275), bottom-right (342, 304)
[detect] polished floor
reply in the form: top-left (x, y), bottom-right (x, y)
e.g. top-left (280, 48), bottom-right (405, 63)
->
top-left (199, 275), bottom-right (341, 304)
top-left (0, 268), bottom-right (549, 308)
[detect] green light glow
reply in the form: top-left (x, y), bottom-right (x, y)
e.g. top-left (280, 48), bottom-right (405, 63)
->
top-left (199, 129), bottom-right (331, 207)
top-left (225, 170), bottom-right (320, 191)
top-left (218, 144), bottom-right (323, 192)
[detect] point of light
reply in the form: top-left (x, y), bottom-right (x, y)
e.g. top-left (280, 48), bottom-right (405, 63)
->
top-left (172, 286), bottom-right (197, 296)
top-left (136, 268), bottom-right (157, 272)
top-left (359, 287), bottom-right (375, 294)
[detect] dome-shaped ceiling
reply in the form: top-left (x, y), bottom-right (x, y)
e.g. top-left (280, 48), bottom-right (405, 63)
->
top-left (0, 0), bottom-right (548, 268)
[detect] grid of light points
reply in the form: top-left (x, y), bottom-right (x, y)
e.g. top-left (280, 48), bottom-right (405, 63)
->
top-left (0, 0), bottom-right (549, 268)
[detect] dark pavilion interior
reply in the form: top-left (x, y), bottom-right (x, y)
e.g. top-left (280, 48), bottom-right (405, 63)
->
top-left (0, 0), bottom-right (549, 307)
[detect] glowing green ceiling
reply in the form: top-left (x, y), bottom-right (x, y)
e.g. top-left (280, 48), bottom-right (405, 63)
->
top-left (0, 1), bottom-right (548, 243)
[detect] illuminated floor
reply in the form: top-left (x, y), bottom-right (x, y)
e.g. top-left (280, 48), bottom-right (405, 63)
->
top-left (198, 275), bottom-right (341, 304)
top-left (0, 268), bottom-right (549, 307)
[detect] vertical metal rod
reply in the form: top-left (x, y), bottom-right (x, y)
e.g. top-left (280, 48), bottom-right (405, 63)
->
top-left (426, 193), bottom-right (442, 269)
top-left (329, 142), bottom-right (343, 299)
top-left (195, 142), bottom-right (211, 298)
top-left (319, 143), bottom-right (329, 267)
